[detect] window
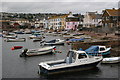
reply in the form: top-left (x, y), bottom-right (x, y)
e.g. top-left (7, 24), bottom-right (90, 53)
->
top-left (100, 47), bottom-right (105, 51)
top-left (78, 53), bottom-right (87, 59)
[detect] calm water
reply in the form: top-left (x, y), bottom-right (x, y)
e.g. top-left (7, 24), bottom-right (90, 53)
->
top-left (2, 34), bottom-right (119, 79)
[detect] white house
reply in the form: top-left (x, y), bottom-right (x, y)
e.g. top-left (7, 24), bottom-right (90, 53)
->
top-left (48, 13), bottom-right (70, 30)
top-left (83, 12), bottom-right (102, 28)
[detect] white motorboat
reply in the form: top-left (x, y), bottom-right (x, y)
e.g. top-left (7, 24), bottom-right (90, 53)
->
top-left (33, 39), bottom-right (42, 42)
top-left (20, 46), bottom-right (56, 57)
top-left (4, 38), bottom-right (26, 42)
top-left (3, 33), bottom-right (17, 39)
top-left (102, 57), bottom-right (120, 63)
top-left (44, 39), bottom-right (64, 45)
top-left (29, 35), bottom-right (44, 39)
top-left (38, 50), bottom-right (103, 74)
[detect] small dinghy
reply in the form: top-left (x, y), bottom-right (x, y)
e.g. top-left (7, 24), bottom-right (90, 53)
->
top-left (15, 31), bottom-right (24, 34)
top-left (11, 46), bottom-right (23, 50)
top-left (20, 46), bottom-right (56, 57)
top-left (44, 39), bottom-right (64, 45)
top-left (38, 50), bottom-right (103, 74)
top-left (3, 34), bottom-right (17, 39)
top-left (29, 35), bottom-right (44, 39)
top-left (102, 57), bottom-right (120, 63)
top-left (79, 45), bottom-right (111, 56)
top-left (33, 39), bottom-right (42, 42)
top-left (5, 38), bottom-right (26, 42)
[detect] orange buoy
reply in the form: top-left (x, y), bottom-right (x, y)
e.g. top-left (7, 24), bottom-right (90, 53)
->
top-left (11, 47), bottom-right (15, 50)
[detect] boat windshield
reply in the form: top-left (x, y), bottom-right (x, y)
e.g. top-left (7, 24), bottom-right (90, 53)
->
top-left (67, 51), bottom-right (76, 59)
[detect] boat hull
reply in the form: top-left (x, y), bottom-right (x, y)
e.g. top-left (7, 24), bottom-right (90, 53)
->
top-left (26, 49), bottom-right (53, 56)
top-left (87, 50), bottom-right (111, 56)
top-left (102, 57), bottom-right (120, 64)
top-left (39, 60), bottom-right (101, 74)
top-left (44, 42), bottom-right (64, 45)
top-left (20, 46), bottom-right (55, 57)
top-left (5, 38), bottom-right (26, 42)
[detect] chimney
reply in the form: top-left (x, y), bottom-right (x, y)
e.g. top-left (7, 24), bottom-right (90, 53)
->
top-left (69, 12), bottom-right (72, 15)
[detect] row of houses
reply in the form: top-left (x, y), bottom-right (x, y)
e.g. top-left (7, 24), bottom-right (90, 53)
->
top-left (1, 8), bottom-right (120, 32)
top-left (46, 8), bottom-right (120, 31)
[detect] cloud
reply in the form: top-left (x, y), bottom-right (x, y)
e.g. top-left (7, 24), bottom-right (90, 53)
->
top-left (1, 2), bottom-right (118, 14)
top-left (1, 0), bottom-right (120, 2)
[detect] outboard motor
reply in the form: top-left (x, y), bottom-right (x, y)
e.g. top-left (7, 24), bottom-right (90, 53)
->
top-left (20, 49), bottom-right (28, 57)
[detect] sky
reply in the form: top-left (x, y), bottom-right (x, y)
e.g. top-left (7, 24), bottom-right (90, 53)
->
top-left (0, 0), bottom-right (119, 14)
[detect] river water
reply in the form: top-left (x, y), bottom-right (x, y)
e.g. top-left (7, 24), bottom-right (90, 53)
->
top-left (2, 34), bottom-right (119, 79)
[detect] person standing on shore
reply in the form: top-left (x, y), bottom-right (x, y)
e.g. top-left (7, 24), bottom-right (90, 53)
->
top-left (106, 33), bottom-right (107, 36)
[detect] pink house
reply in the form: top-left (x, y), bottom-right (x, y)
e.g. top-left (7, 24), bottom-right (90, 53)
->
top-left (65, 12), bottom-right (79, 30)
top-left (66, 21), bottom-right (79, 30)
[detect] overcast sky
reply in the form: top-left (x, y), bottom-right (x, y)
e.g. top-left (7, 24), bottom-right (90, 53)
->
top-left (1, 0), bottom-right (119, 14)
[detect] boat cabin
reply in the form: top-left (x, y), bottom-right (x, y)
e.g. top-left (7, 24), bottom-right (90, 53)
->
top-left (65, 50), bottom-right (89, 64)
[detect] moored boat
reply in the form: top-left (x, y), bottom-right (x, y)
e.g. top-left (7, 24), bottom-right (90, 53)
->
top-left (44, 39), bottom-right (64, 45)
top-left (15, 31), bottom-right (24, 34)
top-left (79, 45), bottom-right (111, 56)
top-left (20, 46), bottom-right (56, 57)
top-left (102, 57), bottom-right (120, 63)
top-left (33, 39), bottom-right (42, 42)
top-left (5, 38), bottom-right (26, 42)
top-left (66, 38), bottom-right (85, 43)
top-left (3, 33), bottom-right (17, 39)
top-left (29, 35), bottom-right (44, 39)
top-left (38, 50), bottom-right (103, 74)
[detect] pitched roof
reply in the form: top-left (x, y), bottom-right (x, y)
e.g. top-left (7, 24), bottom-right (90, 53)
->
top-left (87, 12), bottom-right (102, 19)
top-left (105, 9), bottom-right (120, 16)
top-left (48, 14), bottom-right (69, 19)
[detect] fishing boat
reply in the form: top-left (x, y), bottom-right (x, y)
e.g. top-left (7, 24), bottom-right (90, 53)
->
top-left (5, 38), bottom-right (26, 42)
top-left (102, 57), bottom-right (120, 63)
top-left (44, 39), bottom-right (64, 45)
top-left (20, 46), bottom-right (56, 57)
top-left (38, 50), bottom-right (103, 74)
top-left (79, 45), bottom-right (111, 56)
